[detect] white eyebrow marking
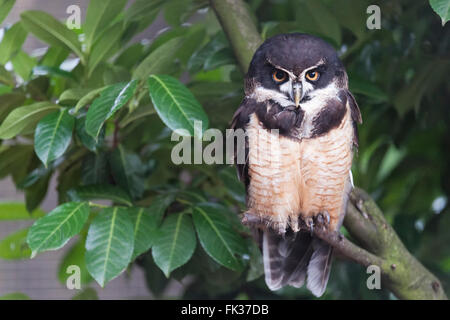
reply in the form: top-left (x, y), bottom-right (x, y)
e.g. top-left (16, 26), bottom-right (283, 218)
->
top-left (266, 58), bottom-right (296, 79)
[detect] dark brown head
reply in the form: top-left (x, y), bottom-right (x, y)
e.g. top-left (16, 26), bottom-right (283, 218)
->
top-left (245, 33), bottom-right (348, 107)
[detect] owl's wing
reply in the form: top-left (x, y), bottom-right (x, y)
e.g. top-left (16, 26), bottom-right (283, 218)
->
top-left (230, 97), bottom-right (259, 189)
top-left (346, 90), bottom-right (362, 148)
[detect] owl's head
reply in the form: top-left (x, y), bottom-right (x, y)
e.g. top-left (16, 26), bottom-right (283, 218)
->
top-left (245, 33), bottom-right (347, 108)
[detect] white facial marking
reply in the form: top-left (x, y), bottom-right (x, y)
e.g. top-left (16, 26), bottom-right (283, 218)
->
top-left (250, 86), bottom-right (292, 107)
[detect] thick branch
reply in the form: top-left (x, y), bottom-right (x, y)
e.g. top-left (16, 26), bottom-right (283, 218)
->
top-left (209, 0), bottom-right (262, 72)
top-left (211, 0), bottom-right (447, 300)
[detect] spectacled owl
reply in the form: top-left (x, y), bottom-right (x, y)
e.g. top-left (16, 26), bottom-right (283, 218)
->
top-left (231, 33), bottom-right (362, 297)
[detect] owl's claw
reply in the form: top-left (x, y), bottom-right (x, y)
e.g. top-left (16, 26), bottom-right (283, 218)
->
top-left (305, 217), bottom-right (314, 235)
top-left (242, 212), bottom-right (271, 229)
top-left (315, 211), bottom-right (330, 229)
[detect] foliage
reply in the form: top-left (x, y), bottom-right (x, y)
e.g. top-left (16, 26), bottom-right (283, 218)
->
top-left (0, 0), bottom-right (448, 300)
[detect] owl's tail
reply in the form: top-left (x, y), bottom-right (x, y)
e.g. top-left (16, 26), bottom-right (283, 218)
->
top-left (262, 230), bottom-right (333, 297)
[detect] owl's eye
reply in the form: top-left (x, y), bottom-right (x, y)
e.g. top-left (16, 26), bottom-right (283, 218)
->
top-left (305, 70), bottom-right (320, 81)
top-left (272, 70), bottom-right (287, 83)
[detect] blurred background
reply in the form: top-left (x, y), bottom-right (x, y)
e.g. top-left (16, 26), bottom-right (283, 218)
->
top-left (0, 0), bottom-right (448, 300)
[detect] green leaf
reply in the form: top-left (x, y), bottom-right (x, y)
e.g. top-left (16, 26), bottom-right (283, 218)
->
top-left (0, 228), bottom-right (31, 259)
top-left (0, 92), bottom-right (26, 123)
top-left (0, 145), bottom-right (33, 182)
top-left (0, 65), bottom-right (14, 86)
top-left (58, 237), bottom-right (92, 285)
top-left (10, 50), bottom-right (36, 81)
top-left (85, 80), bottom-right (137, 139)
top-left (27, 202), bottom-right (89, 257)
top-left (430, 0), bottom-right (450, 25)
top-left (20, 10), bottom-right (84, 63)
top-left (72, 288), bottom-right (98, 300)
top-left (192, 203), bottom-right (247, 271)
top-left (147, 74), bottom-right (209, 137)
top-left (67, 184), bottom-right (133, 206)
top-left (85, 207), bottom-right (135, 287)
top-left (218, 167), bottom-right (245, 204)
top-left (40, 46), bottom-right (70, 68)
top-left (0, 292), bottom-right (30, 300)
top-left (83, 0), bottom-right (127, 52)
top-left (109, 145), bottom-right (146, 199)
top-left (133, 37), bottom-right (185, 79)
top-left (34, 109), bottom-right (75, 166)
top-left (295, 0), bottom-right (341, 46)
top-left (87, 22), bottom-right (124, 78)
top-left (125, 0), bottom-right (164, 24)
top-left (204, 48), bottom-right (236, 71)
top-left (0, 22), bottom-right (28, 64)
top-left (73, 86), bottom-right (106, 113)
top-left (25, 172), bottom-right (51, 213)
top-left (75, 116), bottom-right (104, 152)
top-left (130, 194), bottom-right (174, 259)
top-left (0, 102), bottom-right (59, 139)
top-left (0, 202), bottom-right (45, 220)
top-left (0, 0), bottom-right (15, 25)
top-left (59, 88), bottom-right (93, 106)
top-left (152, 212), bottom-right (196, 277)
top-left (81, 152), bottom-right (108, 185)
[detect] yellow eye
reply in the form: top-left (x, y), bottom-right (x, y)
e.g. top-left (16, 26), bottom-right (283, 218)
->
top-left (306, 70), bottom-right (320, 81)
top-left (272, 70), bottom-right (287, 83)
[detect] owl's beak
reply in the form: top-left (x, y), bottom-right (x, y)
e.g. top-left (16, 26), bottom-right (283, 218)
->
top-left (293, 83), bottom-right (302, 108)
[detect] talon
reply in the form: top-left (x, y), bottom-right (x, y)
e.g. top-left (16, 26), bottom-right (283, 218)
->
top-left (324, 211), bottom-right (330, 224)
top-left (305, 218), bottom-right (314, 235)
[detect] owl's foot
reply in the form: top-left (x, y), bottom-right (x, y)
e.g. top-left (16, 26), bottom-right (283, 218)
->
top-left (242, 212), bottom-right (271, 229)
top-left (314, 211), bottom-right (330, 230)
top-left (305, 217), bottom-right (314, 235)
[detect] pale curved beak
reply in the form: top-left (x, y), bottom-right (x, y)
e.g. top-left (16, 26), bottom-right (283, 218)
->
top-left (293, 83), bottom-right (302, 108)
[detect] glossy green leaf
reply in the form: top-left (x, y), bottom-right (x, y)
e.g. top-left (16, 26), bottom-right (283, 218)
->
top-left (0, 102), bottom-right (59, 139)
top-left (85, 80), bottom-right (137, 139)
top-left (0, 202), bottom-right (45, 220)
top-left (58, 237), bottom-right (92, 285)
top-left (193, 203), bottom-right (247, 271)
top-left (87, 23), bottom-right (123, 78)
top-left (109, 145), bottom-right (146, 199)
top-left (59, 88), bottom-right (93, 106)
top-left (130, 194), bottom-right (174, 259)
top-left (20, 10), bottom-right (84, 62)
top-left (25, 172), bottom-right (51, 213)
top-left (0, 22), bottom-right (28, 64)
top-left (34, 109), bottom-right (74, 166)
top-left (85, 207), bottom-right (135, 287)
top-left (27, 202), bottom-right (89, 257)
top-left (75, 116), bottom-right (104, 152)
top-left (0, 0), bottom-right (15, 25)
top-left (81, 152), bottom-right (108, 185)
top-left (147, 74), bottom-right (209, 137)
top-left (430, 0), bottom-right (450, 25)
top-left (84, 0), bottom-right (127, 52)
top-left (133, 37), bottom-right (185, 79)
top-left (0, 228), bottom-right (31, 259)
top-left (73, 87), bottom-right (107, 114)
top-left (67, 184), bottom-right (132, 206)
top-left (152, 212), bottom-right (196, 277)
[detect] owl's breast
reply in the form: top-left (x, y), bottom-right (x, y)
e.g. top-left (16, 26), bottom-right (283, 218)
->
top-left (245, 104), bottom-right (354, 232)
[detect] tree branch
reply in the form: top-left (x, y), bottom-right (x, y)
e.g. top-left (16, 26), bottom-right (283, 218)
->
top-left (210, 0), bottom-right (447, 300)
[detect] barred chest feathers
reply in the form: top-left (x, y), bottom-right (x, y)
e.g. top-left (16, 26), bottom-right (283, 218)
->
top-left (245, 92), bottom-right (354, 233)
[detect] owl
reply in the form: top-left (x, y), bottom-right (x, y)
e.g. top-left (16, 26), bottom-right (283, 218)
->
top-left (231, 33), bottom-right (362, 297)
